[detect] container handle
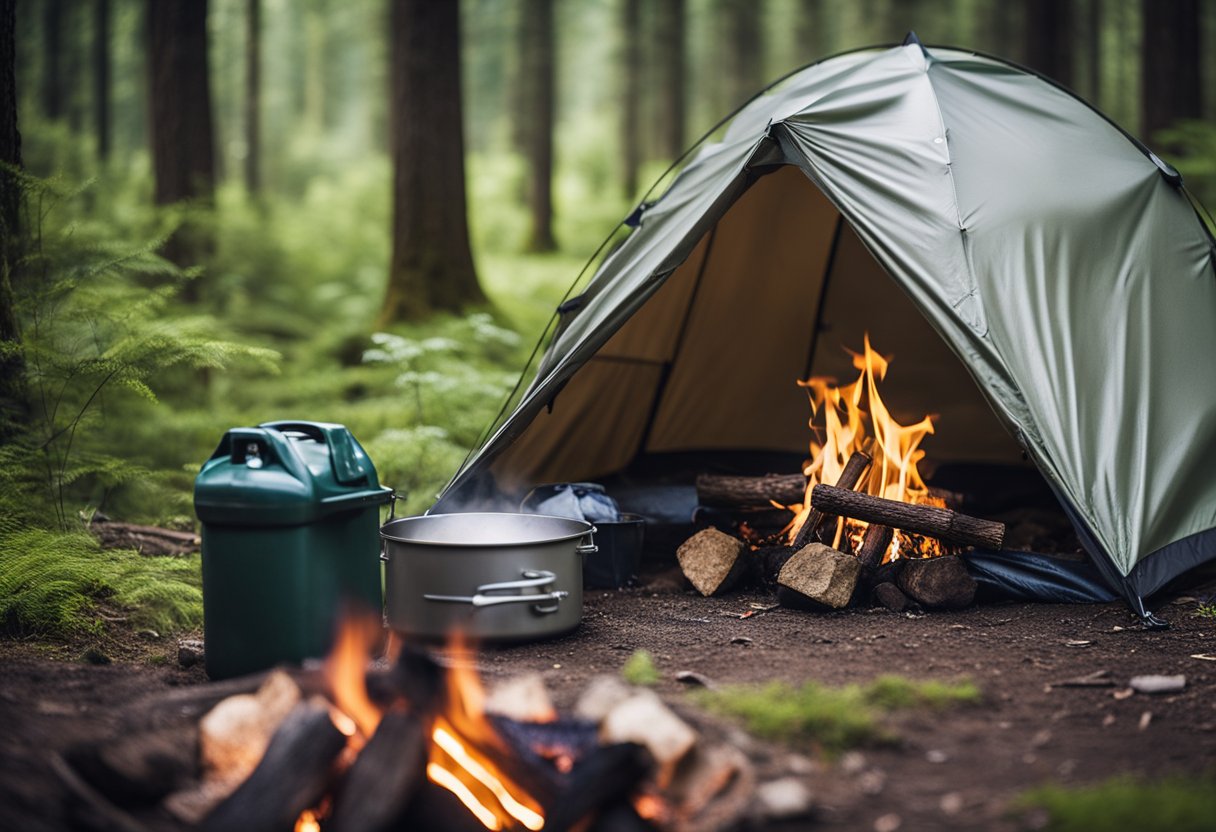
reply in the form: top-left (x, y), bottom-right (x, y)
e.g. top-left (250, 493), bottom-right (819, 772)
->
top-left (577, 526), bottom-right (598, 556)
top-left (422, 570), bottom-right (566, 614)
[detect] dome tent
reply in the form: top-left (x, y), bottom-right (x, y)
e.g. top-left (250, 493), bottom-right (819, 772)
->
top-left (436, 37), bottom-right (1216, 624)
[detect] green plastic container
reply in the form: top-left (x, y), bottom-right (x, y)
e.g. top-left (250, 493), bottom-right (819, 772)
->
top-left (194, 420), bottom-right (392, 679)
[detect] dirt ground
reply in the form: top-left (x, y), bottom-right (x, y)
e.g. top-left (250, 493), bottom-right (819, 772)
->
top-left (2, 579), bottom-right (1215, 832)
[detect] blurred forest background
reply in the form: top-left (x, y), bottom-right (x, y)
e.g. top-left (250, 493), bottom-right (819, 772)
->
top-left (0, 0), bottom-right (1212, 639)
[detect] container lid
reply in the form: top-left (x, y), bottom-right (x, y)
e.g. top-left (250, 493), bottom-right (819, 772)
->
top-left (194, 421), bottom-right (392, 526)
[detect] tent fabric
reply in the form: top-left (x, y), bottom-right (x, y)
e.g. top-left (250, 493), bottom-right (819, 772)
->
top-left (437, 42), bottom-right (1216, 615)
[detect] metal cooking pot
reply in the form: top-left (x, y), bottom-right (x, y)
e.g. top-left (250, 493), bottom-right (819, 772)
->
top-left (380, 512), bottom-right (596, 642)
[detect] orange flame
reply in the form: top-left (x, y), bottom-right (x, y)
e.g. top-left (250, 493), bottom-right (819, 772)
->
top-left (787, 334), bottom-right (945, 559)
top-left (324, 612), bottom-right (383, 745)
top-left (426, 631), bottom-right (546, 831)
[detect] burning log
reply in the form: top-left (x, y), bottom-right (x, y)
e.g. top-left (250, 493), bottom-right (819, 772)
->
top-left (676, 528), bottom-right (748, 596)
top-left (65, 728), bottom-right (197, 808)
top-left (694, 473), bottom-right (806, 508)
top-left (896, 557), bottom-right (977, 609)
top-left (329, 708), bottom-right (426, 832)
top-left (776, 544), bottom-right (861, 610)
top-left (791, 448), bottom-right (873, 550)
top-left (201, 699), bottom-right (347, 832)
top-left (855, 524), bottom-right (894, 573)
top-left (809, 485), bottom-right (1005, 550)
top-left (541, 743), bottom-right (654, 832)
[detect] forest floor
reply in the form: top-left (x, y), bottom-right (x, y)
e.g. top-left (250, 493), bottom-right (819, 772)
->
top-left (1, 577), bottom-right (1215, 831)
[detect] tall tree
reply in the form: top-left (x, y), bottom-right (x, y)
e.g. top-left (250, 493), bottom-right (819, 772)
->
top-left (93, 0), bottom-right (110, 161)
top-left (245, 0), bottom-right (261, 195)
top-left (1, 0), bottom-right (24, 433)
top-left (520, 0), bottom-right (557, 252)
top-left (42, 0), bottom-right (64, 119)
top-left (620, 0), bottom-right (641, 199)
top-left (380, 0), bottom-right (484, 324)
top-left (1023, 0), bottom-right (1072, 87)
top-left (147, 0), bottom-right (216, 277)
top-left (655, 0), bottom-right (686, 160)
top-left (721, 0), bottom-right (764, 113)
top-left (1141, 0), bottom-right (1202, 143)
top-left (795, 0), bottom-right (830, 66)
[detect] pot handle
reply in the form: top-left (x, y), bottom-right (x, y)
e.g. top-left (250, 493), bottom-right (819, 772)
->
top-left (423, 570), bottom-right (567, 614)
top-left (578, 526), bottom-right (598, 556)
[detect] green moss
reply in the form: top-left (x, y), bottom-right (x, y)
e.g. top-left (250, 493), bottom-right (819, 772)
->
top-left (1192, 601), bottom-right (1216, 620)
top-left (693, 676), bottom-right (980, 754)
top-left (1018, 776), bottom-right (1216, 832)
top-left (621, 650), bottom-right (661, 686)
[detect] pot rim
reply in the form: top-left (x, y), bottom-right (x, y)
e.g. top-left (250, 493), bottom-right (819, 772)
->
top-left (380, 511), bottom-right (595, 548)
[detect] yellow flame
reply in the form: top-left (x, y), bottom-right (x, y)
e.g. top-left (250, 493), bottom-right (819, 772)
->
top-left (294, 810), bottom-right (321, 832)
top-left (427, 762), bottom-right (504, 830)
top-left (431, 722), bottom-right (545, 831)
top-left (788, 333), bottom-right (943, 559)
top-left (324, 612), bottom-right (383, 743)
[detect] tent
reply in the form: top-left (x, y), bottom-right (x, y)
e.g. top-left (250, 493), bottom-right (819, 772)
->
top-left (436, 38), bottom-right (1216, 623)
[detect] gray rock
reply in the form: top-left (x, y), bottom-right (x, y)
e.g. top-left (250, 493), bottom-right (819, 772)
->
top-left (1129, 674), bottom-right (1186, 694)
top-left (778, 543), bottom-right (860, 609)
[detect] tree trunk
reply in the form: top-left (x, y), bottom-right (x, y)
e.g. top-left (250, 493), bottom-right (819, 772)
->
top-left (721, 0), bottom-right (764, 113)
top-left (1083, 0), bottom-right (1102, 104)
top-left (1140, 0), bottom-right (1202, 144)
top-left (521, 0), bottom-right (556, 252)
top-left (795, 0), bottom-right (829, 65)
top-left (620, 0), bottom-right (641, 199)
top-left (64, 0), bottom-right (84, 133)
top-left (244, 0), bottom-right (261, 196)
top-left (379, 0), bottom-right (485, 325)
top-left (147, 0), bottom-right (216, 281)
top-left (0, 0), bottom-right (24, 436)
top-left (655, 0), bottom-right (685, 160)
top-left (93, 0), bottom-right (110, 161)
top-left (1023, 0), bottom-right (1073, 87)
top-left (42, 0), bottom-right (63, 119)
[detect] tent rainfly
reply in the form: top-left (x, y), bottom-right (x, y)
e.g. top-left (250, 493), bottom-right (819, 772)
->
top-left (436, 38), bottom-right (1216, 624)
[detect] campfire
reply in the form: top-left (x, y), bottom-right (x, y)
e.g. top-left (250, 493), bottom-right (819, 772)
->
top-left (782, 333), bottom-right (947, 562)
top-left (681, 335), bottom-right (1006, 613)
top-left (60, 611), bottom-right (773, 832)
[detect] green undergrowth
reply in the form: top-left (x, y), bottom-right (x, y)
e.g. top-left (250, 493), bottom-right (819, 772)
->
top-left (620, 649), bottom-right (661, 686)
top-left (0, 528), bottom-right (202, 638)
top-left (693, 675), bottom-right (981, 754)
top-left (1017, 776), bottom-right (1216, 832)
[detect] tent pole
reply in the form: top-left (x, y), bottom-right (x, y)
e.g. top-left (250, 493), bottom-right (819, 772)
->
top-left (802, 212), bottom-right (846, 380)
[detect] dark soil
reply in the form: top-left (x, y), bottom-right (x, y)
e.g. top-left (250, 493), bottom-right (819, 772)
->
top-left (2, 580), bottom-right (1215, 832)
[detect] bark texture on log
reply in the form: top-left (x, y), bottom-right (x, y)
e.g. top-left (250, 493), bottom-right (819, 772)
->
top-left (91, 521), bottom-right (200, 556)
top-left (695, 473), bottom-right (806, 508)
top-left (855, 524), bottom-right (893, 573)
top-left (791, 449), bottom-right (872, 550)
top-left (810, 485), bottom-right (1005, 550)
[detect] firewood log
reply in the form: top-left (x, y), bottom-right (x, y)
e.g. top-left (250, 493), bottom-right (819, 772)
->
top-left (329, 709), bottom-right (426, 832)
top-left (201, 700), bottom-right (346, 832)
top-left (810, 485), bottom-right (1005, 550)
top-left (791, 448), bottom-right (873, 550)
top-left (855, 524), bottom-right (894, 573)
top-left (694, 473), bottom-right (806, 508)
top-left (541, 743), bottom-right (653, 832)
top-left (676, 528), bottom-right (747, 596)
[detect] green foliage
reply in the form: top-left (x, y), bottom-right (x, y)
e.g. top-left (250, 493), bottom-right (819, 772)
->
top-left (0, 528), bottom-right (202, 637)
top-left (1017, 776), bottom-right (1216, 832)
top-left (1155, 121), bottom-right (1216, 230)
top-left (694, 675), bottom-right (980, 754)
top-left (13, 174), bottom-right (280, 528)
top-left (1192, 600), bottom-right (1216, 620)
top-left (621, 650), bottom-right (661, 686)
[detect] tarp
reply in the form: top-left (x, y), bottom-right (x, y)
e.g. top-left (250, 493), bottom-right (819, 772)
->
top-left (437, 41), bottom-right (1216, 618)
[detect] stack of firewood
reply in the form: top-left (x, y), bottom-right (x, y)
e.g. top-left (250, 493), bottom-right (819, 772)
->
top-left (680, 451), bottom-right (1006, 612)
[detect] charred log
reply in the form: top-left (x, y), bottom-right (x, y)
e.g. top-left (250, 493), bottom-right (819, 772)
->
top-left (201, 701), bottom-right (346, 832)
top-left (791, 448), bottom-right (873, 550)
top-left (810, 485), bottom-right (1005, 550)
top-left (541, 743), bottom-right (653, 832)
top-left (329, 709), bottom-right (426, 832)
top-left (855, 524), bottom-right (893, 573)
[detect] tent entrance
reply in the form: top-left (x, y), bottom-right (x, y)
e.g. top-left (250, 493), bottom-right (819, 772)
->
top-left (489, 165), bottom-right (1026, 493)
